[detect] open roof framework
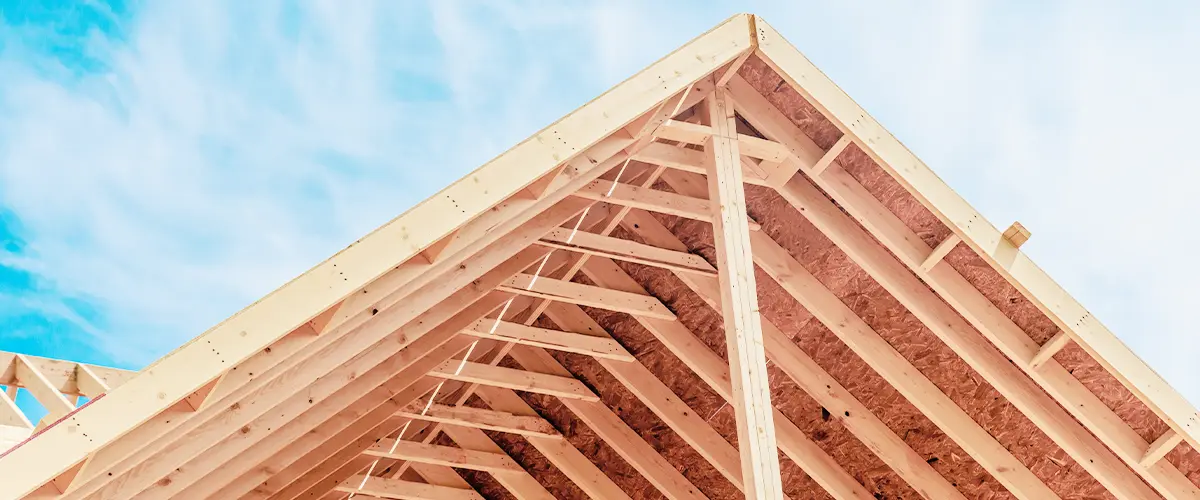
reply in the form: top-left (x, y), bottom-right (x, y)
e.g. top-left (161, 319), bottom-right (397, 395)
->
top-left (2, 13), bottom-right (1199, 500)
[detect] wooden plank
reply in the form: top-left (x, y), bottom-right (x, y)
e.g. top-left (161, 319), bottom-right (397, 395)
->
top-left (753, 10), bottom-right (1200, 475)
top-left (574, 180), bottom-right (714, 221)
top-left (1141, 429), bottom-right (1184, 468)
top-left (701, 89), bottom-right (784, 500)
top-left (435, 425), bottom-right (556, 500)
top-left (541, 302), bottom-right (749, 493)
top-left (0, 15), bottom-right (754, 496)
top-left (336, 476), bottom-right (484, 500)
top-left (364, 439), bottom-right (522, 473)
top-left (1029, 331), bottom-right (1072, 371)
top-left (633, 142), bottom-right (772, 186)
top-left (398, 402), bottom-right (561, 439)
top-left (538, 227), bottom-right (717, 276)
top-left (0, 388), bottom-right (31, 429)
top-left (728, 65), bottom-right (1200, 499)
top-left (429, 361), bottom-right (599, 402)
top-left (920, 233), bottom-right (961, 271)
top-left (499, 273), bottom-right (677, 320)
top-left (463, 319), bottom-right (635, 362)
top-left (720, 50), bottom-right (1200, 494)
top-left (14, 355), bottom-right (75, 424)
top-left (63, 202), bottom-right (590, 497)
top-left (1002, 222), bottom-right (1031, 248)
top-left (504, 345), bottom-right (709, 500)
top-left (655, 119), bottom-right (791, 161)
top-left (611, 211), bottom-right (966, 500)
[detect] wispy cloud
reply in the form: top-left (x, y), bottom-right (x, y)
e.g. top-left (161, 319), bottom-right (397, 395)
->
top-left (0, 0), bottom-right (1197, 410)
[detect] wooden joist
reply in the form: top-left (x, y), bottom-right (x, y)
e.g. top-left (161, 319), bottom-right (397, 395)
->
top-left (1029, 331), bottom-right (1073, 371)
top-left (397, 402), bottom-right (562, 439)
top-left (462, 319), bottom-right (636, 362)
top-left (1141, 429), bottom-right (1184, 468)
top-left (499, 273), bottom-right (677, 320)
top-left (364, 439), bottom-right (524, 473)
top-left (429, 360), bottom-right (600, 402)
top-left (655, 119), bottom-right (792, 162)
top-left (336, 476), bottom-right (484, 500)
top-left (537, 227), bottom-right (717, 276)
top-left (573, 180), bottom-right (762, 231)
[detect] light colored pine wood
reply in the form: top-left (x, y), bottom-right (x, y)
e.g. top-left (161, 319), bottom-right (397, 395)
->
top-left (701, 88), bottom-right (785, 500)
top-left (336, 476), bottom-right (484, 500)
top-left (1029, 331), bottom-right (1073, 371)
top-left (462, 319), bottom-right (635, 362)
top-left (538, 227), bottom-right (717, 276)
top-left (729, 39), bottom-right (1200, 496)
top-left (0, 16), bottom-right (756, 496)
top-left (499, 273), bottom-right (677, 320)
top-left (398, 402), bottom-right (561, 438)
top-left (1141, 429), bottom-right (1184, 468)
top-left (921, 233), bottom-right (961, 271)
top-left (1002, 222), bottom-right (1031, 248)
top-left (429, 360), bottom-right (600, 402)
top-left (364, 439), bottom-right (523, 473)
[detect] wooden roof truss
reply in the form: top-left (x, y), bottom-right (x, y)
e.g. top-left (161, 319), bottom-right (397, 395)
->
top-left (3, 13), bottom-right (1199, 500)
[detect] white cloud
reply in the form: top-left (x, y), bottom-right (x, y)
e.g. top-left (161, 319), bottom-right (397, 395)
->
top-left (1, 0), bottom-right (1197, 408)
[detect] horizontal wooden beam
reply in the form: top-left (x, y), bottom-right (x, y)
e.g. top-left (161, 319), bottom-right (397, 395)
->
top-left (632, 143), bottom-right (772, 186)
top-left (463, 319), bottom-right (636, 362)
top-left (1141, 429), bottom-right (1184, 468)
top-left (429, 360), bottom-right (600, 402)
top-left (920, 233), bottom-right (961, 272)
top-left (655, 119), bottom-right (791, 162)
top-left (337, 475), bottom-right (484, 500)
top-left (364, 439), bottom-right (523, 474)
top-left (1029, 331), bottom-right (1072, 371)
top-left (398, 402), bottom-right (561, 439)
top-left (499, 273), bottom-right (677, 320)
top-left (538, 227), bottom-right (717, 277)
top-left (573, 181), bottom-right (762, 231)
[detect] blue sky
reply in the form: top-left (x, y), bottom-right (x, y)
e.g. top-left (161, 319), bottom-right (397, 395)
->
top-left (1, 0), bottom-right (1198, 422)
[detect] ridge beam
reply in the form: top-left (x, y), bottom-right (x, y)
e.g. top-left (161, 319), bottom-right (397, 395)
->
top-left (499, 273), bottom-right (677, 320)
top-left (364, 439), bottom-right (523, 474)
top-left (397, 402), bottom-right (562, 439)
top-left (429, 360), bottom-right (600, 402)
top-left (463, 319), bottom-right (636, 362)
top-left (703, 88), bottom-right (785, 500)
top-left (337, 475), bottom-right (484, 500)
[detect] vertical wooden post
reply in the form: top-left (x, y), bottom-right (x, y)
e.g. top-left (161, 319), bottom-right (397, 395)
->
top-left (704, 89), bottom-right (785, 499)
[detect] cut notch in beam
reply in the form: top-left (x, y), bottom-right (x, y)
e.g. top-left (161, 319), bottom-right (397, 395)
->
top-left (337, 475), bottom-right (485, 500)
top-left (398, 402), bottom-right (562, 439)
top-left (1141, 429), bottom-right (1184, 468)
top-left (429, 360), bottom-right (600, 402)
top-left (464, 319), bottom-right (636, 362)
top-left (1029, 331), bottom-right (1073, 371)
top-left (538, 227), bottom-right (717, 277)
top-left (499, 273), bottom-right (677, 320)
top-left (364, 438), bottom-right (522, 474)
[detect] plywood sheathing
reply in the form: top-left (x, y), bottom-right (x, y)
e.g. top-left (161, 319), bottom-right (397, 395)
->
top-left (739, 52), bottom-right (1200, 490)
top-left (735, 56), bottom-right (1153, 498)
top-left (533, 312), bottom-right (741, 499)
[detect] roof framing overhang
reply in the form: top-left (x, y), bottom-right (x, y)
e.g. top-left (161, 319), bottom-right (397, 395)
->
top-left (2, 12), bottom-right (1198, 500)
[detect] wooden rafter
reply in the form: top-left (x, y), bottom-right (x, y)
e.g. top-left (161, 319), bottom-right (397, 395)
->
top-left (397, 402), bottom-right (561, 439)
top-left (726, 59), bottom-right (1198, 498)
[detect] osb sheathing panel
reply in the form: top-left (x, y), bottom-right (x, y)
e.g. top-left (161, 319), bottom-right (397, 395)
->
top-left (737, 54), bottom-right (1200, 491)
top-left (533, 312), bottom-right (741, 500)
